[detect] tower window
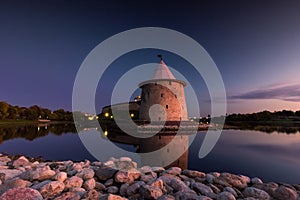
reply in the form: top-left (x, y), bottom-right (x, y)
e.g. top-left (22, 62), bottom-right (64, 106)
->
top-left (155, 83), bottom-right (157, 85)
top-left (166, 105), bottom-right (168, 109)
top-left (175, 94), bottom-right (177, 98)
top-left (161, 93), bottom-right (164, 97)
top-left (169, 81), bottom-right (172, 85)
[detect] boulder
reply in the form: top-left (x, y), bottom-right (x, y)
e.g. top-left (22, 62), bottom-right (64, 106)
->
top-left (251, 177), bottom-right (263, 184)
top-left (140, 185), bottom-right (163, 200)
top-left (0, 178), bottom-right (31, 195)
top-left (107, 186), bottom-right (119, 194)
top-left (243, 187), bottom-right (270, 200)
top-left (64, 176), bottom-right (83, 190)
top-left (163, 167), bottom-right (182, 176)
top-left (53, 171), bottom-right (67, 182)
top-left (157, 194), bottom-right (175, 200)
top-left (114, 169), bottom-right (141, 183)
top-left (0, 169), bottom-right (22, 181)
top-left (76, 168), bottom-right (94, 180)
top-left (12, 156), bottom-right (31, 168)
top-left (182, 169), bottom-right (206, 178)
top-left (83, 189), bottom-right (99, 199)
top-left (192, 182), bottom-right (214, 197)
top-left (99, 193), bottom-right (128, 200)
top-left (0, 188), bottom-right (42, 200)
top-left (217, 191), bottom-right (236, 200)
top-left (83, 178), bottom-right (96, 190)
top-left (21, 166), bottom-right (55, 181)
top-left (127, 181), bottom-right (145, 196)
top-left (96, 167), bottom-right (117, 181)
top-left (214, 173), bottom-right (250, 190)
top-left (273, 185), bottom-right (298, 200)
top-left (95, 182), bottom-right (106, 191)
top-left (39, 181), bottom-right (65, 199)
top-left (224, 187), bottom-right (238, 198)
top-left (54, 191), bottom-right (81, 200)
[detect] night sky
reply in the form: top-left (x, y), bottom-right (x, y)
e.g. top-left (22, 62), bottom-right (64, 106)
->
top-left (1, 1), bottom-right (300, 116)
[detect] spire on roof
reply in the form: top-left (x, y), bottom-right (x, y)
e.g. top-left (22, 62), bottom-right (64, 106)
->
top-left (152, 56), bottom-right (176, 80)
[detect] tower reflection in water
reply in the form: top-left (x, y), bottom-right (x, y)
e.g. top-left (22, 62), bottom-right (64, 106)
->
top-left (104, 130), bottom-right (189, 169)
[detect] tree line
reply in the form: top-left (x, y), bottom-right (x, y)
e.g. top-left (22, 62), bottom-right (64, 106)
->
top-left (0, 101), bottom-right (76, 121)
top-left (225, 110), bottom-right (300, 122)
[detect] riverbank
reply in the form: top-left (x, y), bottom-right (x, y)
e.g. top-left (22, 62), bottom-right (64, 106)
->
top-left (0, 154), bottom-right (298, 200)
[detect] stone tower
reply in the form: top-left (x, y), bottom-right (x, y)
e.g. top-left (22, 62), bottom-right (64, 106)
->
top-left (138, 58), bottom-right (188, 121)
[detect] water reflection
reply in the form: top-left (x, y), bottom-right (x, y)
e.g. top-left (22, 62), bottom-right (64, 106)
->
top-left (229, 125), bottom-right (300, 134)
top-left (0, 123), bottom-right (77, 144)
top-left (0, 124), bottom-right (299, 183)
top-left (103, 130), bottom-right (189, 169)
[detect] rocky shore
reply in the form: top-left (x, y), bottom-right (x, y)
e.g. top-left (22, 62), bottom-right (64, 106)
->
top-left (0, 154), bottom-right (298, 200)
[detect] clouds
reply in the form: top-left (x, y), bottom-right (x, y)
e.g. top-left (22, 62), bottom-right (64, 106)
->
top-left (230, 83), bottom-right (300, 102)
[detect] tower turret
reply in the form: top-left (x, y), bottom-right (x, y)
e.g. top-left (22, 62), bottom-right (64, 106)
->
top-left (138, 57), bottom-right (188, 121)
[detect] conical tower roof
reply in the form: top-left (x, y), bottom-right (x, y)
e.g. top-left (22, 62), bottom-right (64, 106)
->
top-left (152, 60), bottom-right (176, 80)
top-left (138, 57), bottom-right (187, 87)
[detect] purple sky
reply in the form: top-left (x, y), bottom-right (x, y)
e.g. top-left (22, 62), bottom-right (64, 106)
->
top-left (0, 1), bottom-right (300, 116)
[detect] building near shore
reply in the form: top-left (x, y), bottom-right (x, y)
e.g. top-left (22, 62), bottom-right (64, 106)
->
top-left (100, 57), bottom-right (188, 122)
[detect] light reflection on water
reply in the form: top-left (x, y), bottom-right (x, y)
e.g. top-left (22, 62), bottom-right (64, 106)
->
top-left (0, 124), bottom-right (299, 183)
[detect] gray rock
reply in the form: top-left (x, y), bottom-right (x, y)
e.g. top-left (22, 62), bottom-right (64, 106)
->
top-left (206, 174), bottom-right (215, 184)
top-left (53, 171), bottom-right (67, 182)
top-left (107, 186), bottom-right (119, 194)
top-left (99, 193), bottom-right (128, 200)
top-left (158, 194), bottom-right (175, 200)
top-left (119, 183), bottom-right (129, 196)
top-left (64, 176), bottom-right (83, 190)
top-left (251, 177), bottom-right (263, 184)
top-left (0, 169), bottom-right (22, 181)
top-left (95, 182), bottom-right (106, 191)
top-left (209, 183), bottom-right (221, 194)
top-left (114, 169), bottom-right (141, 183)
top-left (151, 167), bottom-right (165, 173)
top-left (217, 191), bottom-right (236, 200)
top-left (83, 178), bottom-right (96, 190)
top-left (192, 182), bottom-right (214, 197)
top-left (274, 185), bottom-right (298, 200)
top-left (0, 187), bottom-right (43, 200)
top-left (105, 178), bottom-right (114, 187)
top-left (31, 180), bottom-right (51, 190)
top-left (163, 167), bottom-right (182, 176)
top-left (69, 187), bottom-right (86, 197)
top-left (127, 181), bottom-right (145, 196)
top-left (119, 157), bottom-right (132, 162)
top-left (76, 168), bottom-right (94, 180)
top-left (214, 173), bottom-right (250, 190)
top-left (149, 179), bottom-right (164, 190)
top-left (243, 187), bottom-right (270, 200)
top-left (174, 191), bottom-right (206, 200)
top-left (224, 187), bottom-right (238, 197)
top-left (0, 156), bottom-right (11, 163)
top-left (253, 182), bottom-right (278, 197)
top-left (182, 169), bottom-right (206, 178)
top-left (96, 167), bottom-right (118, 181)
top-left (84, 189), bottom-right (100, 199)
top-left (199, 196), bottom-right (213, 200)
top-left (12, 156), bottom-right (31, 168)
top-left (39, 181), bottom-right (65, 199)
top-left (0, 178), bottom-right (31, 195)
top-left (140, 184), bottom-right (163, 200)
top-left (21, 166), bottom-right (55, 181)
top-left (139, 166), bottom-right (153, 174)
top-left (141, 171), bottom-right (157, 183)
top-left (169, 178), bottom-right (190, 192)
top-left (54, 191), bottom-right (81, 200)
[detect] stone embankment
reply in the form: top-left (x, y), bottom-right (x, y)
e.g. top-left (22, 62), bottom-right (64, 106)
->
top-left (0, 154), bottom-right (298, 200)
